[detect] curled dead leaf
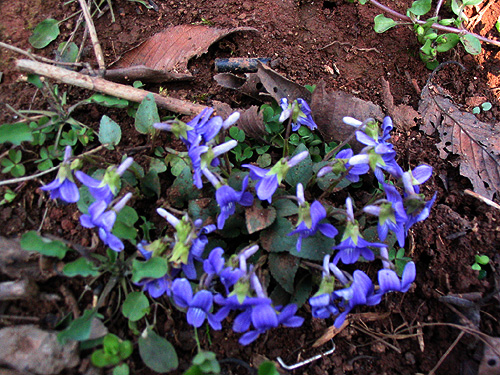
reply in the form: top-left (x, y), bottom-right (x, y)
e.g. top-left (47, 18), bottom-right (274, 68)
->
top-left (106, 25), bottom-right (258, 82)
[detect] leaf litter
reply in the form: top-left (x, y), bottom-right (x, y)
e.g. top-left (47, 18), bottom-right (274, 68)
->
top-left (419, 78), bottom-right (500, 199)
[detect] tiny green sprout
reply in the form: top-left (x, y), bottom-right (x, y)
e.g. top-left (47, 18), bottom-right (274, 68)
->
top-left (0, 188), bottom-right (16, 206)
top-left (471, 254), bottom-right (490, 280)
top-left (91, 333), bottom-right (133, 370)
top-left (472, 102), bottom-right (492, 115)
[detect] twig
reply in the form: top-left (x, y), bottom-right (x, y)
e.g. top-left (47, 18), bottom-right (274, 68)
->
top-left (319, 40), bottom-right (381, 53)
top-left (0, 41), bottom-right (85, 67)
top-left (428, 331), bottom-right (465, 375)
top-left (16, 59), bottom-right (208, 115)
top-left (78, 0), bottom-right (105, 71)
top-left (364, 0), bottom-right (500, 48)
top-left (434, 0), bottom-right (445, 18)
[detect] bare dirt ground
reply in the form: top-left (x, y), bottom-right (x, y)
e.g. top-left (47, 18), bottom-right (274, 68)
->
top-left (1, 0), bottom-right (500, 374)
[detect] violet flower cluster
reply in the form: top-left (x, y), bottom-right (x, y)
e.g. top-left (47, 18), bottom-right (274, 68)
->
top-left (40, 147), bottom-right (135, 252)
top-left (137, 105), bottom-right (436, 344)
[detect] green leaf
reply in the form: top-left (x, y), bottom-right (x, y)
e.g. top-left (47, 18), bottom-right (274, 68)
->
top-left (463, 0), bottom-right (483, 5)
top-left (0, 123), bottom-right (33, 145)
top-left (475, 254), bottom-right (490, 265)
top-left (258, 361), bottom-right (280, 375)
top-left (460, 34), bottom-right (482, 55)
top-left (261, 217), bottom-right (335, 261)
top-left (269, 252), bottom-right (299, 294)
top-left (29, 19), bottom-right (60, 49)
top-left (273, 198), bottom-right (298, 217)
top-left (408, 0), bottom-right (432, 15)
top-left (481, 102), bottom-right (492, 111)
top-left (63, 257), bottom-right (100, 277)
top-left (92, 349), bottom-right (119, 367)
top-left (139, 328), bottom-right (178, 373)
top-left (57, 42), bottom-right (79, 63)
top-left (472, 106), bottom-right (481, 114)
top-left (135, 93), bottom-right (160, 134)
top-left (99, 115), bottom-right (122, 149)
top-left (471, 263), bottom-right (481, 271)
top-left (131, 257), bottom-right (168, 283)
top-left (373, 14), bottom-right (397, 33)
top-left (496, 16), bottom-right (500, 33)
top-left (229, 126), bottom-right (245, 142)
top-left (285, 143), bottom-right (313, 188)
top-left (113, 206), bottom-right (139, 243)
top-left (140, 170), bottom-right (161, 197)
top-left (58, 309), bottom-right (103, 344)
top-left (20, 230), bottom-right (70, 259)
top-left (291, 274), bottom-right (312, 308)
top-left (113, 364), bottom-right (130, 375)
top-left (89, 94), bottom-right (129, 108)
top-left (122, 291), bottom-right (150, 322)
top-left (436, 33), bottom-right (460, 52)
top-left (27, 74), bottom-right (44, 88)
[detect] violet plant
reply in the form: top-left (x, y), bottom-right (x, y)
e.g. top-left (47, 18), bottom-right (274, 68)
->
top-left (18, 92), bottom-right (436, 373)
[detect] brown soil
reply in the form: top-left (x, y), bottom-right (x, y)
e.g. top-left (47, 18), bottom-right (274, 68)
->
top-left (1, 0), bottom-right (500, 374)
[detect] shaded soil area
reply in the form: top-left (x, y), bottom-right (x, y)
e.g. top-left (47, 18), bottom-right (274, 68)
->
top-left (1, 0), bottom-right (500, 374)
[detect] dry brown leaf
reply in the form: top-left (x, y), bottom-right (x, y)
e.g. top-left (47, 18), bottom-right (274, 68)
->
top-left (419, 83), bottom-right (500, 199)
top-left (256, 61), bottom-right (311, 104)
top-left (478, 336), bottom-right (500, 375)
top-left (310, 81), bottom-right (384, 152)
top-left (106, 25), bottom-right (257, 82)
top-left (380, 77), bottom-right (420, 132)
top-left (214, 72), bottom-right (272, 101)
top-left (312, 320), bottom-right (349, 348)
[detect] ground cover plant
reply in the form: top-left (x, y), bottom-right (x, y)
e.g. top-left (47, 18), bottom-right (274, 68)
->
top-left (1, 0), bottom-right (500, 374)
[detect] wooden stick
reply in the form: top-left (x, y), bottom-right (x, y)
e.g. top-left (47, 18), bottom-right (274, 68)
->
top-left (78, 0), bottom-right (105, 71)
top-left (16, 59), bottom-right (208, 115)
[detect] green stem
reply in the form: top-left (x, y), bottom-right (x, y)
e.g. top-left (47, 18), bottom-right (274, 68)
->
top-left (194, 327), bottom-right (201, 352)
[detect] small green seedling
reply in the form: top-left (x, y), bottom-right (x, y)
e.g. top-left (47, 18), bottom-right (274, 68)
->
top-left (184, 351), bottom-right (221, 375)
top-left (91, 333), bottom-right (133, 374)
top-left (472, 101), bottom-right (492, 115)
top-left (471, 254), bottom-right (490, 280)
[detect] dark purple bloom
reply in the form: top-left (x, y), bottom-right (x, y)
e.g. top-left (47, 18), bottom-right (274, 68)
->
top-left (79, 193), bottom-right (132, 252)
top-left (75, 157), bottom-right (133, 203)
top-left (203, 247), bottom-right (225, 276)
top-left (289, 185), bottom-right (338, 252)
top-left (243, 150), bottom-right (308, 203)
top-left (336, 149), bottom-right (370, 183)
top-left (215, 175), bottom-right (254, 229)
top-left (40, 146), bottom-right (79, 203)
top-left (333, 198), bottom-right (385, 265)
top-left (309, 293), bottom-right (339, 319)
top-left (279, 98), bottom-right (317, 131)
top-left (136, 276), bottom-right (172, 298)
top-left (377, 261), bottom-right (416, 294)
top-left (172, 278), bottom-right (221, 330)
top-left (332, 270), bottom-right (382, 328)
top-left (364, 183), bottom-right (408, 247)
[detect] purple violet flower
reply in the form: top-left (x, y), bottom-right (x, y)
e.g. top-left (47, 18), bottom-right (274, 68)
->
top-left (318, 148), bottom-right (370, 183)
top-left (40, 146), bottom-right (79, 203)
top-left (172, 278), bottom-right (221, 330)
top-left (279, 98), bottom-right (317, 131)
top-left (363, 183), bottom-right (408, 247)
top-left (332, 270), bottom-right (382, 328)
top-left (288, 183), bottom-right (338, 252)
top-left (333, 198), bottom-right (385, 265)
top-left (243, 150), bottom-right (309, 203)
top-left (214, 175), bottom-right (254, 229)
top-left (75, 157), bottom-right (133, 203)
top-left (377, 261), bottom-right (416, 294)
top-left (80, 193), bottom-right (132, 252)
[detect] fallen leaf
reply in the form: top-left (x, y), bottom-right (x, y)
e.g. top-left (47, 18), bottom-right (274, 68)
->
top-left (106, 25), bottom-right (257, 82)
top-left (214, 72), bottom-right (271, 101)
top-left (310, 81), bottom-right (384, 152)
top-left (380, 77), bottom-right (420, 132)
top-left (478, 336), bottom-right (500, 375)
top-left (419, 83), bottom-right (500, 199)
top-left (245, 200), bottom-right (276, 234)
top-left (312, 320), bottom-right (349, 348)
top-left (256, 61), bottom-right (311, 104)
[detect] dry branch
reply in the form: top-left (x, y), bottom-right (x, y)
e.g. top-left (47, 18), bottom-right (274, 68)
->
top-left (15, 59), bottom-right (208, 116)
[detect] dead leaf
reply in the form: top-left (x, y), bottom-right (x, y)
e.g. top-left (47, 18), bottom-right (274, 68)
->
top-left (313, 320), bottom-right (349, 348)
top-left (310, 81), bottom-right (384, 152)
top-left (245, 201), bottom-right (277, 234)
top-left (419, 83), bottom-right (500, 199)
top-left (380, 77), bottom-right (420, 132)
top-left (256, 61), bottom-right (311, 104)
top-left (478, 336), bottom-right (500, 375)
top-left (106, 25), bottom-right (257, 82)
top-left (214, 72), bottom-right (272, 101)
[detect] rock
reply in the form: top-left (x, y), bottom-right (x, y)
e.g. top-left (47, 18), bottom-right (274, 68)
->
top-left (0, 325), bottom-right (79, 374)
